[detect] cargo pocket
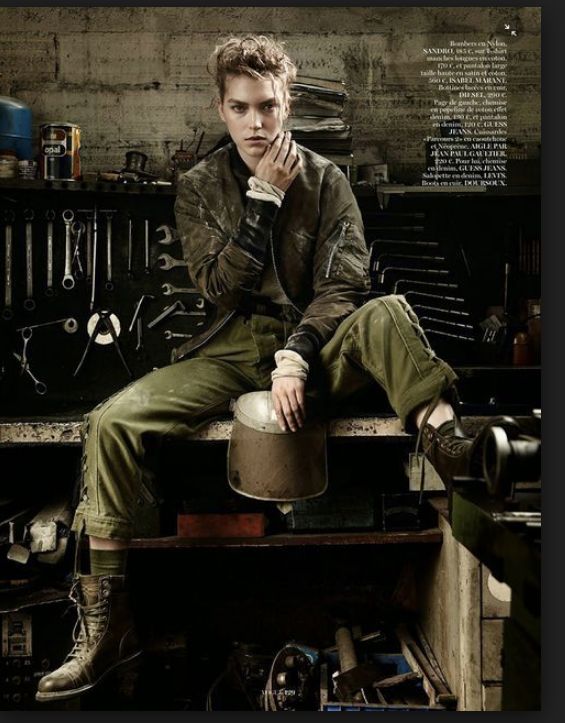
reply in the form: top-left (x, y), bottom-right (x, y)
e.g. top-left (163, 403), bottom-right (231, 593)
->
top-left (132, 480), bottom-right (162, 538)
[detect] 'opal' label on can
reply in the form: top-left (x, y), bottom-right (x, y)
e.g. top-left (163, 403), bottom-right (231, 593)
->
top-left (39, 123), bottom-right (81, 180)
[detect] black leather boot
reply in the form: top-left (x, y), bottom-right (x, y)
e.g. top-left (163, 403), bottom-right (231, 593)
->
top-left (420, 418), bottom-right (476, 488)
top-left (421, 416), bottom-right (520, 489)
top-left (36, 574), bottom-right (142, 702)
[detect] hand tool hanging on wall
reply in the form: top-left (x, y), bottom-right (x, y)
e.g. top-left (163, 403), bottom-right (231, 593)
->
top-left (147, 299), bottom-right (185, 329)
top-left (163, 330), bottom-right (193, 340)
top-left (61, 209), bottom-right (75, 290)
top-left (90, 205), bottom-right (99, 310)
top-left (2, 209), bottom-right (15, 320)
top-left (101, 210), bottom-right (117, 291)
top-left (412, 304), bottom-right (470, 318)
top-left (393, 279), bottom-right (459, 294)
top-left (78, 208), bottom-right (95, 284)
top-left (23, 208), bottom-right (35, 310)
top-left (45, 209), bottom-right (55, 297)
top-left (378, 266), bottom-right (450, 286)
top-left (127, 215), bottom-right (134, 278)
top-left (157, 252), bottom-right (188, 271)
top-left (14, 317), bottom-right (78, 394)
top-left (372, 253), bottom-right (446, 273)
top-left (71, 220), bottom-right (85, 280)
top-left (156, 224), bottom-right (179, 246)
top-left (74, 310), bottom-right (131, 378)
top-left (12, 352), bottom-right (47, 395)
top-left (128, 294), bottom-right (155, 353)
top-left (405, 290), bottom-right (465, 304)
top-left (161, 282), bottom-right (199, 296)
top-left (144, 218), bottom-right (150, 274)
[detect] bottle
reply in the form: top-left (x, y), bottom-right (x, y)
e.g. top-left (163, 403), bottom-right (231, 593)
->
top-left (512, 331), bottom-right (532, 366)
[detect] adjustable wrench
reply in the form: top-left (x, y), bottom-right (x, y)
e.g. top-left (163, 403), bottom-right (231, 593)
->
top-left (45, 209), bottom-right (55, 297)
top-left (23, 209), bottom-right (35, 311)
top-left (2, 210), bottom-right (15, 320)
top-left (157, 252), bottom-right (187, 271)
top-left (62, 209), bottom-right (75, 289)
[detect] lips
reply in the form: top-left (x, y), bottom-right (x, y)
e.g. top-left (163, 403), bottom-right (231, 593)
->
top-left (246, 137), bottom-right (266, 141)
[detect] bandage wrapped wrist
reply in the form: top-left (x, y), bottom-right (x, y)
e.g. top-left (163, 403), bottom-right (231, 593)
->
top-left (246, 176), bottom-right (285, 208)
top-left (271, 349), bottom-right (309, 382)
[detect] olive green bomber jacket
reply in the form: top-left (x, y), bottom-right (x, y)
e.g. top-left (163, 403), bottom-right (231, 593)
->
top-left (171, 142), bottom-right (371, 363)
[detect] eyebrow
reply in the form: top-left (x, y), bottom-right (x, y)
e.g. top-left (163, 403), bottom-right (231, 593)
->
top-left (226, 97), bottom-right (278, 104)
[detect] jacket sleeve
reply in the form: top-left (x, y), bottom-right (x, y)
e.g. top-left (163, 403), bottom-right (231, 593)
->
top-left (285, 164), bottom-right (371, 361)
top-left (174, 174), bottom-right (279, 310)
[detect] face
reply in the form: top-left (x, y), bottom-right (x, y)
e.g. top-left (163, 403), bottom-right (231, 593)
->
top-left (218, 73), bottom-right (288, 170)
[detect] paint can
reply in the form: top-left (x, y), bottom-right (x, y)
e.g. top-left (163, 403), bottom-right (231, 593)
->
top-left (39, 123), bottom-right (81, 180)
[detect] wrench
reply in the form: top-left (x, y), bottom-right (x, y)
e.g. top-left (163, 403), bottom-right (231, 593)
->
top-left (164, 330), bottom-right (193, 340)
top-left (103, 211), bottom-right (116, 291)
top-left (147, 299), bottom-right (185, 329)
top-left (128, 294), bottom-right (155, 333)
top-left (45, 209), bottom-right (55, 297)
top-left (12, 352), bottom-right (47, 395)
top-left (90, 205), bottom-right (98, 310)
top-left (19, 327), bottom-right (33, 372)
top-left (157, 252), bottom-right (187, 271)
top-left (17, 317), bottom-right (78, 334)
top-left (144, 218), bottom-right (150, 274)
top-left (71, 220), bottom-right (85, 279)
top-left (3, 210), bottom-right (15, 320)
top-left (85, 215), bottom-right (93, 282)
top-left (170, 309), bottom-right (206, 318)
top-left (62, 209), bottom-right (75, 289)
top-left (161, 282), bottom-right (199, 296)
top-left (156, 224), bottom-right (179, 246)
top-left (127, 216), bottom-right (133, 277)
top-left (23, 209), bottom-right (35, 310)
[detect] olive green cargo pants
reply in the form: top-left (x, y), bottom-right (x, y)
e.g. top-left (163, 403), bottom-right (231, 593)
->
top-left (71, 295), bottom-right (458, 540)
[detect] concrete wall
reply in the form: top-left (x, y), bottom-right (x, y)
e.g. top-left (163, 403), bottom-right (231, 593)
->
top-left (0, 6), bottom-right (540, 181)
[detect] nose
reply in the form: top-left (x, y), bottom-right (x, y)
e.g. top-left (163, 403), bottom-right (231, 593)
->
top-left (249, 110), bottom-right (262, 130)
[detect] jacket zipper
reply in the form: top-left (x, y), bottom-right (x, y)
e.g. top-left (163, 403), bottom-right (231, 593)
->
top-left (325, 221), bottom-right (349, 278)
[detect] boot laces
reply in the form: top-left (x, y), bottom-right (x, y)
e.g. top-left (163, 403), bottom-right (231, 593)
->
top-left (64, 579), bottom-right (109, 665)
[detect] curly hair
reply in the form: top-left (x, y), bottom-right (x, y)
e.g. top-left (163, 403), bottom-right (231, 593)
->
top-left (209, 35), bottom-right (297, 109)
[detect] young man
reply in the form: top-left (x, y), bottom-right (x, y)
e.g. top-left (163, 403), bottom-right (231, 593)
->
top-left (36, 35), bottom-right (482, 703)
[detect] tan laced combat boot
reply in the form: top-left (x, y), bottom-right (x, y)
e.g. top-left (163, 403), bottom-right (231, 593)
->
top-left (35, 574), bottom-right (142, 702)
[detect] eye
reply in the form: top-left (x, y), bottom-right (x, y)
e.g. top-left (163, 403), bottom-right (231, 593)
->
top-left (231, 104), bottom-right (245, 113)
top-left (263, 103), bottom-right (276, 111)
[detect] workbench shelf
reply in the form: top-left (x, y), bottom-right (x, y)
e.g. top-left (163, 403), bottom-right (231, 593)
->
top-left (0, 178), bottom-right (175, 195)
top-left (129, 528), bottom-right (442, 549)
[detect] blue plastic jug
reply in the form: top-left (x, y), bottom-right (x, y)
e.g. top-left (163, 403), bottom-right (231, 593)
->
top-left (0, 96), bottom-right (33, 159)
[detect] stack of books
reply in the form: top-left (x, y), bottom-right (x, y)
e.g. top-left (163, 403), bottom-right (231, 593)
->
top-left (289, 76), bottom-right (353, 175)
